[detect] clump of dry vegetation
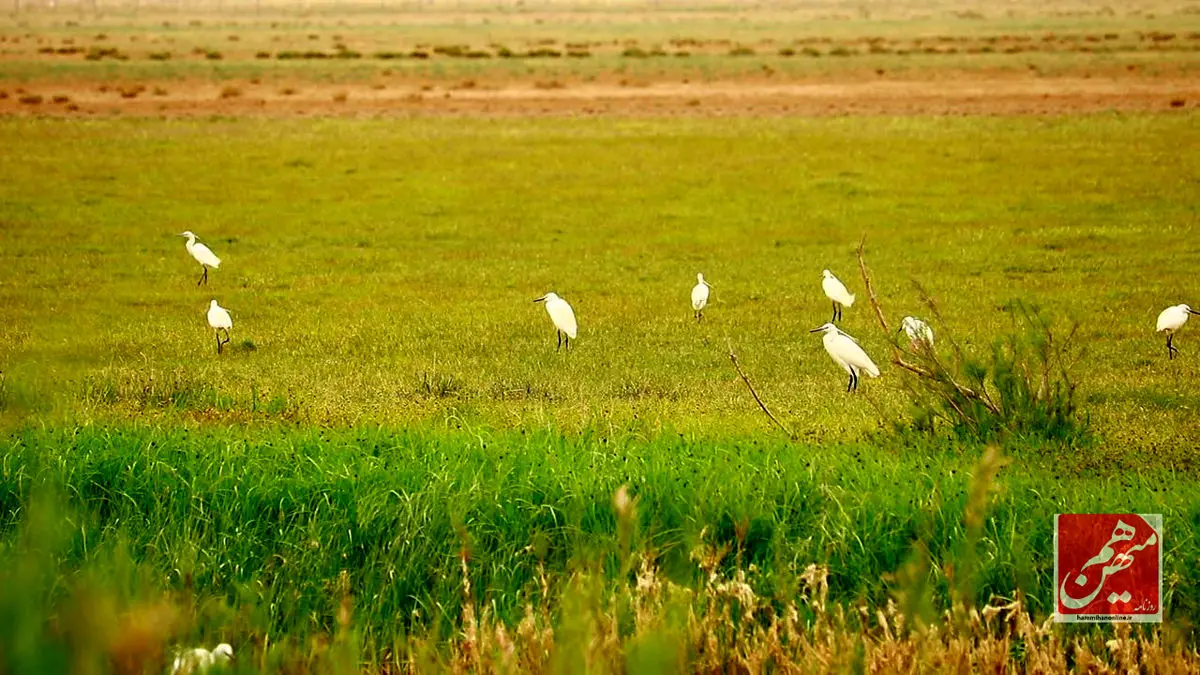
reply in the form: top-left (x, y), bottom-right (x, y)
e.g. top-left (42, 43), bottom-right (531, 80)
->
top-left (118, 84), bottom-right (145, 99)
top-left (84, 46), bottom-right (127, 61)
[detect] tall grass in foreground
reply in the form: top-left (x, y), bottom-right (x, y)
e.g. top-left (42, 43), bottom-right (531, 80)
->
top-left (2, 427), bottom-right (1198, 671)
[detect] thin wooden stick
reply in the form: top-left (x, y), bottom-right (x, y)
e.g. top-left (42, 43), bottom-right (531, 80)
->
top-left (728, 342), bottom-right (794, 440)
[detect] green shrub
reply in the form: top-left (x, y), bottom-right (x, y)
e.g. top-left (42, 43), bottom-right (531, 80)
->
top-left (898, 300), bottom-right (1087, 444)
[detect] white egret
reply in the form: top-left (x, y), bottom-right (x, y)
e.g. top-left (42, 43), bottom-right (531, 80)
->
top-left (821, 270), bottom-right (855, 322)
top-left (180, 231), bottom-right (221, 286)
top-left (171, 643), bottom-right (233, 674)
top-left (810, 322), bottom-right (879, 392)
top-left (207, 299), bottom-right (233, 354)
top-left (1156, 304), bottom-right (1200, 359)
top-left (899, 316), bottom-right (935, 348)
top-left (691, 273), bottom-right (711, 321)
top-left (534, 292), bottom-right (577, 351)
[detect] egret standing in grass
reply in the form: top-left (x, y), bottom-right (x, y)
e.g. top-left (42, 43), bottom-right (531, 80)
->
top-left (810, 323), bottom-right (879, 392)
top-left (821, 270), bottom-right (855, 322)
top-left (207, 299), bottom-right (233, 354)
top-left (1156, 304), bottom-right (1200, 359)
top-left (900, 316), bottom-right (935, 348)
top-left (171, 643), bottom-right (233, 674)
top-left (534, 292), bottom-right (577, 351)
top-left (691, 273), bottom-right (711, 322)
top-left (180, 231), bottom-right (221, 286)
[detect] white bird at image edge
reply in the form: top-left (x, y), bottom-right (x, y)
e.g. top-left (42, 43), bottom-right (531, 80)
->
top-left (1156, 303), bottom-right (1200, 359)
top-left (534, 292), bottom-right (577, 351)
top-left (691, 273), bottom-right (710, 320)
top-left (172, 643), bottom-right (233, 674)
top-left (810, 322), bottom-right (879, 392)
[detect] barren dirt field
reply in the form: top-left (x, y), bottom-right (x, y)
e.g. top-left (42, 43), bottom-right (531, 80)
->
top-left (3, 0), bottom-right (1200, 117)
top-left (5, 72), bottom-right (1200, 117)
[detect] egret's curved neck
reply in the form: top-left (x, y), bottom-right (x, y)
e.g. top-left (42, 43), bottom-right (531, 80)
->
top-left (184, 233), bottom-right (197, 248)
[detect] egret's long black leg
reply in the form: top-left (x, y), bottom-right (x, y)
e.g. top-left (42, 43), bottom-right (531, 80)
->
top-left (831, 301), bottom-right (838, 323)
top-left (565, 336), bottom-right (570, 352)
top-left (852, 369), bottom-right (859, 392)
top-left (197, 267), bottom-right (206, 287)
top-left (846, 372), bottom-right (853, 392)
top-left (1168, 333), bottom-right (1177, 359)
top-left (215, 331), bottom-right (223, 354)
top-left (221, 328), bottom-right (231, 350)
top-left (556, 330), bottom-right (562, 352)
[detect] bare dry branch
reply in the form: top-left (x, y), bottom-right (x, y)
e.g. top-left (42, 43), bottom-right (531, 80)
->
top-left (727, 341), bottom-right (794, 440)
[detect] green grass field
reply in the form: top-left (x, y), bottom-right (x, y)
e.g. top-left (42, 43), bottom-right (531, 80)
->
top-left (3, 115), bottom-right (1200, 455)
top-left (3, 112), bottom-right (1200, 670)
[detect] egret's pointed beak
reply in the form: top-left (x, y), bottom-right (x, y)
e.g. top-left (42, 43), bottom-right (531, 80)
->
top-left (533, 296), bottom-right (546, 303)
top-left (1190, 309), bottom-right (1200, 316)
top-left (809, 327), bottom-right (825, 333)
